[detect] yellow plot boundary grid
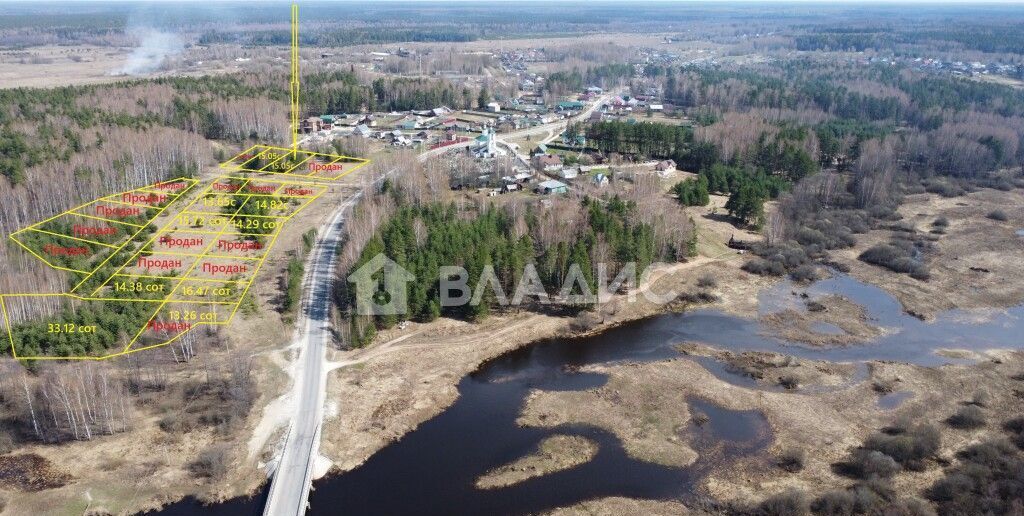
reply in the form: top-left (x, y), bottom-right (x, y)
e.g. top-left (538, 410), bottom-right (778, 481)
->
top-left (2, 3), bottom-right (370, 361)
top-left (1, 174), bottom-right (346, 361)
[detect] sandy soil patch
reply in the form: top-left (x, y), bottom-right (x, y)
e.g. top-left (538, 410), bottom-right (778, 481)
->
top-left (760, 294), bottom-right (885, 347)
top-left (677, 342), bottom-right (862, 391)
top-left (543, 496), bottom-right (697, 515)
top-left (519, 378), bottom-right (701, 468)
top-left (833, 188), bottom-right (1024, 320)
top-left (475, 434), bottom-right (598, 490)
top-left (519, 350), bottom-right (1024, 508)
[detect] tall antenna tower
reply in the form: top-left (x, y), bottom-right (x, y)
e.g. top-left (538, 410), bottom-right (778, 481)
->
top-left (290, 3), bottom-right (300, 150)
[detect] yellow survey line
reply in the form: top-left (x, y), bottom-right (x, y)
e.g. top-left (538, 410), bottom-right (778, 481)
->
top-left (85, 182), bottom-right (208, 296)
top-left (112, 273), bottom-right (252, 285)
top-left (220, 144), bottom-right (262, 169)
top-left (70, 181), bottom-right (198, 294)
top-left (122, 180), bottom-right (255, 352)
top-left (85, 297), bottom-right (232, 305)
top-left (327, 159), bottom-right (372, 180)
top-left (156, 228), bottom-right (281, 238)
top-left (227, 223), bottom-right (283, 323)
top-left (238, 147), bottom-right (273, 170)
top-left (96, 195), bottom-right (174, 208)
top-left (7, 235), bottom-right (92, 274)
top-left (68, 211), bottom-right (146, 229)
top-left (1, 296), bottom-right (16, 359)
top-left (263, 144), bottom-right (369, 162)
top-left (138, 178), bottom-right (198, 195)
top-left (140, 250), bottom-right (264, 262)
top-left (182, 210), bottom-right (290, 220)
top-left (303, 154), bottom-right (345, 177)
top-left (258, 149), bottom-right (295, 172)
top-left (282, 154), bottom-right (314, 174)
top-left (221, 173), bottom-right (332, 187)
top-left (3, 7), bottom-right (371, 361)
top-left (291, 3), bottom-right (299, 150)
top-left (272, 182), bottom-right (327, 195)
top-left (17, 228), bottom-right (118, 249)
top-left (204, 254), bottom-right (264, 262)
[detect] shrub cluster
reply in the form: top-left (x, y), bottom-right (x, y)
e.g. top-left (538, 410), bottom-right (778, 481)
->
top-left (923, 178), bottom-right (966, 197)
top-left (927, 439), bottom-right (1024, 515)
top-left (745, 483), bottom-right (933, 516)
top-left (743, 243), bottom-right (813, 277)
top-left (795, 221), bottom-right (856, 250)
top-left (828, 210), bottom-right (873, 234)
top-left (805, 300), bottom-right (827, 312)
top-left (757, 489), bottom-right (810, 516)
top-left (189, 444), bottom-right (231, 479)
top-left (858, 240), bottom-right (930, 280)
top-left (742, 257), bottom-right (786, 276)
top-left (696, 273), bottom-right (718, 288)
top-left (971, 175), bottom-right (1014, 191)
top-left (811, 485), bottom-right (934, 516)
top-left (777, 448), bottom-right (806, 473)
top-left (987, 209), bottom-right (1008, 221)
top-left (946, 405), bottom-right (986, 429)
top-left (789, 264), bottom-right (819, 282)
top-left (861, 422), bottom-right (941, 472)
top-left (1004, 417), bottom-right (1024, 450)
top-left (677, 290), bottom-right (719, 304)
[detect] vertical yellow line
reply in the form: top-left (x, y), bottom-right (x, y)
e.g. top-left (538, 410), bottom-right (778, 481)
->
top-left (291, 3), bottom-right (300, 151)
top-left (1, 296), bottom-right (17, 359)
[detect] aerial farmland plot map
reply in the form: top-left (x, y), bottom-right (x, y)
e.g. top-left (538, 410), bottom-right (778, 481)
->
top-left (2, 2), bottom-right (1024, 516)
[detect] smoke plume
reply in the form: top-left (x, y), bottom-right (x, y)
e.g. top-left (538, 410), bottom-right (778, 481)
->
top-left (114, 29), bottom-right (184, 76)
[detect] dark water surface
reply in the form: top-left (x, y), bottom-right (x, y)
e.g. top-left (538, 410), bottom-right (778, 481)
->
top-left (147, 274), bottom-right (1024, 515)
top-left (877, 391), bottom-right (915, 410)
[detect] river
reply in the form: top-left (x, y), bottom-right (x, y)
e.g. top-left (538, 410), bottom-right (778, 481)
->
top-left (146, 273), bottom-right (1024, 515)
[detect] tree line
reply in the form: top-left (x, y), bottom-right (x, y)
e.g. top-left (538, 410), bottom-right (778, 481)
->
top-left (342, 194), bottom-right (676, 345)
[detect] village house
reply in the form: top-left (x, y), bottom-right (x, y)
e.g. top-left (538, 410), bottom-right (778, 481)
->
top-left (556, 100), bottom-right (585, 112)
top-left (655, 159), bottom-right (676, 172)
top-left (333, 115), bottom-right (361, 128)
top-left (300, 117), bottom-right (322, 133)
top-left (354, 124), bottom-right (373, 138)
top-left (536, 179), bottom-right (568, 195)
top-left (533, 154), bottom-right (562, 172)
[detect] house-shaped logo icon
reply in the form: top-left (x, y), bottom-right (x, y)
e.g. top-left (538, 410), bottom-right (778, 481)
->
top-left (346, 254), bottom-right (415, 315)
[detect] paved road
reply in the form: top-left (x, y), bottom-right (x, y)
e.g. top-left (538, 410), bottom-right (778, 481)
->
top-left (262, 188), bottom-right (362, 516)
top-left (262, 93), bottom-right (610, 516)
